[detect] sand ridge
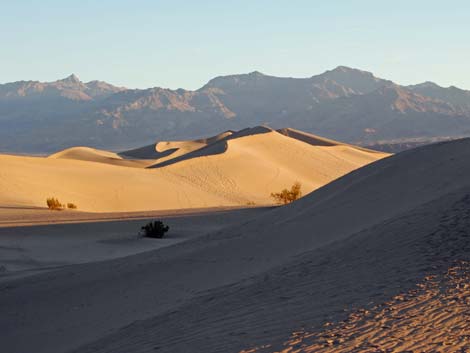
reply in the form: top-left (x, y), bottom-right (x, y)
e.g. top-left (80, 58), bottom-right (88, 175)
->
top-left (49, 146), bottom-right (154, 168)
top-left (119, 130), bottom-right (234, 163)
top-left (0, 127), bottom-right (388, 212)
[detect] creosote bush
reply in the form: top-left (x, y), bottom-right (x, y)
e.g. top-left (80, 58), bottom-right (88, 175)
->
top-left (46, 197), bottom-right (64, 210)
top-left (271, 182), bottom-right (302, 205)
top-left (141, 220), bottom-right (169, 238)
top-left (46, 197), bottom-right (78, 211)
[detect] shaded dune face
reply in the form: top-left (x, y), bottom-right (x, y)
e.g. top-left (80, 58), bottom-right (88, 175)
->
top-left (277, 127), bottom-right (338, 146)
top-left (239, 192), bottom-right (470, 353)
top-left (231, 139), bottom-right (470, 353)
top-left (277, 127), bottom-right (384, 154)
top-left (118, 143), bottom-right (178, 160)
top-left (61, 138), bottom-right (470, 353)
top-left (0, 126), bottom-right (389, 212)
top-left (241, 262), bottom-right (470, 353)
top-left (148, 140), bottom-right (229, 168)
top-left (149, 126), bottom-right (272, 168)
top-left (118, 130), bottom-right (235, 164)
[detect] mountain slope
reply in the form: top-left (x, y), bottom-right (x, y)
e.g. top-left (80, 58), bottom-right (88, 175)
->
top-left (0, 74), bottom-right (125, 101)
top-left (289, 84), bottom-right (470, 143)
top-left (1, 67), bottom-right (470, 153)
top-left (408, 81), bottom-right (470, 111)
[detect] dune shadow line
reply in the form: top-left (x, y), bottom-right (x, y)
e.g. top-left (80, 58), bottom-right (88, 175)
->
top-left (148, 126), bottom-right (273, 169)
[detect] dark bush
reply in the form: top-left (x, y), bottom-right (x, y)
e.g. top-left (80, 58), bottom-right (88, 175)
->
top-left (46, 197), bottom-right (64, 210)
top-left (141, 220), bottom-right (169, 238)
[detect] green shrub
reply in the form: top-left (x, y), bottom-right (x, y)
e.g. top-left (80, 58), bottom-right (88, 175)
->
top-left (271, 182), bottom-right (302, 204)
top-left (141, 220), bottom-right (169, 238)
top-left (46, 197), bottom-right (64, 210)
top-left (67, 203), bottom-right (77, 209)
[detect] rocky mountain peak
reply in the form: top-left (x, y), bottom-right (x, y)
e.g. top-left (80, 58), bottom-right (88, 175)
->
top-left (59, 74), bottom-right (81, 84)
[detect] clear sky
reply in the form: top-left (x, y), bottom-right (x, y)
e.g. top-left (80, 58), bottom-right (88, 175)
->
top-left (1, 0), bottom-right (469, 90)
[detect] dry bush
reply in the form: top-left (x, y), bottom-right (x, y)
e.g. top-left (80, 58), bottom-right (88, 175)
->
top-left (141, 220), bottom-right (169, 238)
top-left (46, 197), bottom-right (64, 210)
top-left (67, 203), bottom-right (77, 209)
top-left (271, 182), bottom-right (302, 204)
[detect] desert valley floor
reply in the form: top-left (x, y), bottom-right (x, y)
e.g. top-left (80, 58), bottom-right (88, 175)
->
top-left (2, 131), bottom-right (470, 353)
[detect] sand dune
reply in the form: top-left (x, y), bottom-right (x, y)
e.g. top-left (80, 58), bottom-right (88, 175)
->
top-left (0, 127), bottom-right (388, 212)
top-left (76, 139), bottom-right (470, 352)
top-left (1, 138), bottom-right (470, 353)
top-left (120, 130), bottom-right (234, 162)
top-left (74, 137), bottom-right (470, 353)
top-left (49, 146), bottom-right (153, 168)
top-left (277, 127), bottom-right (382, 153)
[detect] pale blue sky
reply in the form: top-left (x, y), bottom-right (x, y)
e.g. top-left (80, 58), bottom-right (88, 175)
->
top-left (1, 0), bottom-right (469, 90)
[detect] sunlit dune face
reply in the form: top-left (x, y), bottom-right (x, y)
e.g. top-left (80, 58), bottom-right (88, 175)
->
top-left (0, 128), bottom-right (389, 212)
top-left (241, 261), bottom-right (470, 353)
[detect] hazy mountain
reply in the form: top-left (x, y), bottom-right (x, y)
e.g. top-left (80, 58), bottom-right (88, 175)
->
top-left (0, 74), bottom-right (125, 101)
top-left (408, 81), bottom-right (470, 111)
top-left (1, 67), bottom-right (470, 153)
top-left (288, 84), bottom-right (469, 143)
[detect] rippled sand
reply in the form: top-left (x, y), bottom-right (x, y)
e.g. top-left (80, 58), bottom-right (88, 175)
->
top-left (242, 261), bottom-right (470, 353)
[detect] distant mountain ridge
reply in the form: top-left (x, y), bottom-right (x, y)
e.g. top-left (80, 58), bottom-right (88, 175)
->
top-left (0, 74), bottom-right (125, 101)
top-left (1, 66), bottom-right (470, 153)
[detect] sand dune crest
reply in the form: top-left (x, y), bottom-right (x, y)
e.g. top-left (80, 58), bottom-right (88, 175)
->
top-left (0, 127), bottom-right (389, 212)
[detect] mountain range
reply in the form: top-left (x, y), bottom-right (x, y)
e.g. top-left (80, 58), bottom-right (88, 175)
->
top-left (1, 66), bottom-right (470, 153)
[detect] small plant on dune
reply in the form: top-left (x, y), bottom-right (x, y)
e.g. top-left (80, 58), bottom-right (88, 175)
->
top-left (46, 197), bottom-right (64, 210)
top-left (141, 220), bottom-right (169, 239)
top-left (67, 203), bottom-right (78, 210)
top-left (271, 182), bottom-right (302, 205)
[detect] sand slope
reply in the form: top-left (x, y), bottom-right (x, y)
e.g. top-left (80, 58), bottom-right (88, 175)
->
top-left (49, 146), bottom-right (153, 168)
top-left (245, 262), bottom-right (470, 353)
top-left (69, 138), bottom-right (470, 353)
top-left (1, 139), bottom-right (470, 353)
top-left (0, 207), bottom-right (269, 276)
top-left (119, 130), bottom-right (234, 163)
top-left (0, 127), bottom-right (388, 212)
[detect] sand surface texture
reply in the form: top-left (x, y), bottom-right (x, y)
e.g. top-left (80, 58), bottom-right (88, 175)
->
top-left (0, 207), bottom-right (269, 278)
top-left (0, 127), bottom-right (388, 212)
top-left (241, 262), bottom-right (470, 353)
top-left (2, 138), bottom-right (470, 353)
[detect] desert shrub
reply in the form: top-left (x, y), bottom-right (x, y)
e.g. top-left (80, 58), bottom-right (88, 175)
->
top-left (141, 220), bottom-right (169, 238)
top-left (67, 203), bottom-right (77, 209)
top-left (271, 182), bottom-right (302, 204)
top-left (46, 197), bottom-right (64, 210)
